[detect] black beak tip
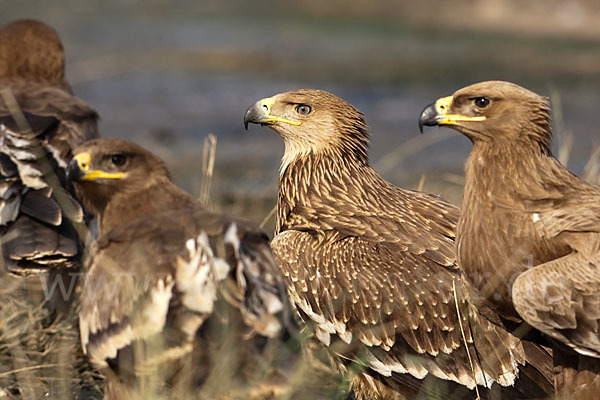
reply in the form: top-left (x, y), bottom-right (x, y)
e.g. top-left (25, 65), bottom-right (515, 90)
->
top-left (418, 102), bottom-right (438, 134)
top-left (65, 160), bottom-right (82, 183)
top-left (243, 106), bottom-right (255, 131)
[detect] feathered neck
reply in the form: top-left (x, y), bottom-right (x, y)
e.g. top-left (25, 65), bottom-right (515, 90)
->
top-left (276, 144), bottom-right (372, 235)
top-left (278, 111), bottom-right (370, 176)
top-left (462, 130), bottom-right (577, 212)
top-left (93, 177), bottom-right (196, 235)
top-left (464, 98), bottom-right (557, 193)
top-left (524, 98), bottom-right (553, 155)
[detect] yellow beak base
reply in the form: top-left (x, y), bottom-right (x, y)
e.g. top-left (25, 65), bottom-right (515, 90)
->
top-left (72, 152), bottom-right (125, 181)
top-left (435, 96), bottom-right (486, 125)
top-left (258, 97), bottom-right (301, 126)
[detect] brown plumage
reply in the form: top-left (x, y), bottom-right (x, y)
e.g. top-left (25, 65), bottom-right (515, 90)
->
top-left (67, 138), bottom-right (294, 399)
top-left (244, 89), bottom-right (554, 399)
top-left (0, 19), bottom-right (98, 275)
top-left (0, 19), bottom-right (100, 399)
top-left (419, 80), bottom-right (600, 398)
top-left (0, 19), bottom-right (70, 90)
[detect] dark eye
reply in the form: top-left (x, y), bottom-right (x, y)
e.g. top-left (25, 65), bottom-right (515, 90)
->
top-left (295, 104), bottom-right (311, 116)
top-left (111, 154), bottom-right (127, 166)
top-left (473, 97), bottom-right (490, 108)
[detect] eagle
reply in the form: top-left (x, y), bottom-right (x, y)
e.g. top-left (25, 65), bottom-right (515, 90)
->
top-left (419, 80), bottom-right (600, 398)
top-left (0, 19), bottom-right (101, 399)
top-left (244, 89), bottom-right (554, 399)
top-left (0, 19), bottom-right (99, 275)
top-left (66, 138), bottom-right (295, 399)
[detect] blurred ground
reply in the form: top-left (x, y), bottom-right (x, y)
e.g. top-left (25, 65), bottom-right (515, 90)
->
top-left (2, 0), bottom-right (600, 234)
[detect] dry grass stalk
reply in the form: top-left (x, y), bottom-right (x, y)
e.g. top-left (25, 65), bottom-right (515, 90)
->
top-left (550, 88), bottom-right (575, 167)
top-left (583, 145), bottom-right (600, 185)
top-left (416, 173), bottom-right (426, 192)
top-left (200, 133), bottom-right (217, 207)
top-left (374, 130), bottom-right (455, 175)
top-left (452, 279), bottom-right (481, 400)
top-left (260, 205), bottom-right (277, 229)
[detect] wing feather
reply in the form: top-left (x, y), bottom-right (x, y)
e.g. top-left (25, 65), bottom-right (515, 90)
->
top-left (80, 208), bottom-right (293, 371)
top-left (0, 80), bottom-right (98, 273)
top-left (513, 246), bottom-right (600, 358)
top-left (272, 229), bottom-right (525, 389)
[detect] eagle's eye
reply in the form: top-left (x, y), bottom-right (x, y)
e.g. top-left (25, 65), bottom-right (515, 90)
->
top-left (473, 97), bottom-right (490, 108)
top-left (111, 154), bottom-right (127, 167)
top-left (295, 104), bottom-right (312, 116)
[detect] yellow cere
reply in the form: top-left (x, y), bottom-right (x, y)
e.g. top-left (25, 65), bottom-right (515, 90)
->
top-left (73, 152), bottom-right (91, 171)
top-left (435, 96), bottom-right (454, 115)
top-left (73, 152), bottom-right (125, 181)
top-left (435, 95), bottom-right (486, 125)
top-left (259, 97), bottom-right (302, 126)
top-left (259, 97), bottom-right (276, 111)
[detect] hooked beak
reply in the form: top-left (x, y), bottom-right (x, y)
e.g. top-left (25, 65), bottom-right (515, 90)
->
top-left (418, 102), bottom-right (439, 134)
top-left (244, 97), bottom-right (301, 130)
top-left (66, 153), bottom-right (124, 182)
top-left (418, 95), bottom-right (486, 133)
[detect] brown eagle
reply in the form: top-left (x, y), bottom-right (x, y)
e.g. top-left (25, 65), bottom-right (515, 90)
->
top-left (244, 89), bottom-right (554, 399)
top-left (66, 138), bottom-right (294, 399)
top-left (419, 80), bottom-right (600, 397)
top-left (0, 19), bottom-right (99, 275)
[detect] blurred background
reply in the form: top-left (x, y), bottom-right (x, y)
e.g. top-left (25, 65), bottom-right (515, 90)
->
top-left (2, 0), bottom-right (600, 233)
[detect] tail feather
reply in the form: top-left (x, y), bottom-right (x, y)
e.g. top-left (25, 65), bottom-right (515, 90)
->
top-left (468, 302), bottom-right (555, 398)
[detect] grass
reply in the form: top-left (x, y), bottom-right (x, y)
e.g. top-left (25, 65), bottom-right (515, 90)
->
top-left (0, 271), bottom-right (104, 399)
